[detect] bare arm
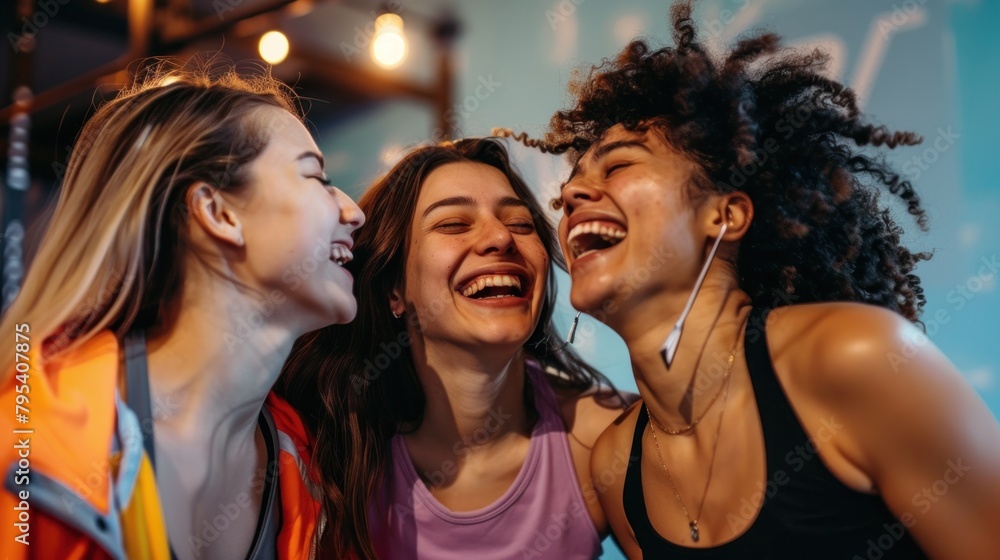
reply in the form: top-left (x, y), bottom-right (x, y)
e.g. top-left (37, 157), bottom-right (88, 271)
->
top-left (588, 404), bottom-right (644, 559)
top-left (814, 305), bottom-right (1000, 560)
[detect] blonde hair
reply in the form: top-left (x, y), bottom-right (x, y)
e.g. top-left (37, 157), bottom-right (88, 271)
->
top-left (1, 59), bottom-right (301, 381)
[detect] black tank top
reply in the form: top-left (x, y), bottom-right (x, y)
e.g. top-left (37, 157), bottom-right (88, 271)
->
top-left (622, 307), bottom-right (929, 559)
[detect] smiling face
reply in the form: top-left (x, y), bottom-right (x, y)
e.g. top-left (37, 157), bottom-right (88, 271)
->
top-left (396, 161), bottom-right (548, 352)
top-left (558, 125), bottom-right (715, 325)
top-left (234, 107), bottom-right (365, 331)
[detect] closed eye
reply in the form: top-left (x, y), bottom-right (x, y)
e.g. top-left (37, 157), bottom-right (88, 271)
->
top-left (313, 176), bottom-right (333, 187)
top-left (508, 221), bottom-right (536, 234)
top-left (436, 222), bottom-right (469, 232)
top-left (605, 163), bottom-right (631, 178)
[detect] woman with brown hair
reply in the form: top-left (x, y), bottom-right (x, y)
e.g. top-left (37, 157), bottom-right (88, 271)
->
top-left (499, 2), bottom-right (1000, 558)
top-left (0, 61), bottom-right (364, 559)
top-left (280, 138), bottom-right (628, 559)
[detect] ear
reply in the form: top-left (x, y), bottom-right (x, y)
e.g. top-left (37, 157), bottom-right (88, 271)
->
top-left (708, 190), bottom-right (753, 242)
top-left (187, 182), bottom-right (244, 247)
top-left (388, 285), bottom-right (406, 317)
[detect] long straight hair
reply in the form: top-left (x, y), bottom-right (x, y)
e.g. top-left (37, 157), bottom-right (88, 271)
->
top-left (0, 61), bottom-right (299, 381)
top-left (278, 138), bottom-right (616, 559)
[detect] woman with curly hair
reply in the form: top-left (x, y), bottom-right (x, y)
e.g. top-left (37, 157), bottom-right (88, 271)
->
top-left (498, 2), bottom-right (1000, 558)
top-left (279, 138), bottom-right (628, 559)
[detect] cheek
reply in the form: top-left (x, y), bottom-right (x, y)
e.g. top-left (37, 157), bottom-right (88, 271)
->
top-left (557, 219), bottom-right (570, 251)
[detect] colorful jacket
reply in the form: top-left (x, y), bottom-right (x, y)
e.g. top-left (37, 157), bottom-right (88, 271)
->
top-left (1, 330), bottom-right (323, 559)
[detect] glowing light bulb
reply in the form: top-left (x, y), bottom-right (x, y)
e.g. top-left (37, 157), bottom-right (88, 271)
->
top-left (372, 13), bottom-right (407, 69)
top-left (259, 31), bottom-right (290, 65)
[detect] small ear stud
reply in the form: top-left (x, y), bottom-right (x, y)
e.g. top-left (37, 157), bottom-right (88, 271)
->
top-left (392, 311), bottom-right (402, 319)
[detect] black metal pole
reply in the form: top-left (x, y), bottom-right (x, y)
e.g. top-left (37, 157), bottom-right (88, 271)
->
top-left (2, 0), bottom-right (35, 313)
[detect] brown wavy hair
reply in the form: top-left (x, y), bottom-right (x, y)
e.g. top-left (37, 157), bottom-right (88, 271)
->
top-left (276, 138), bottom-right (617, 559)
top-left (498, 0), bottom-right (932, 322)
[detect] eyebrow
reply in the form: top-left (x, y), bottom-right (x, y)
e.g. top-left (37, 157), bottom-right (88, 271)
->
top-left (564, 139), bottom-right (652, 186)
top-left (421, 195), bottom-right (529, 218)
top-left (297, 151), bottom-right (325, 169)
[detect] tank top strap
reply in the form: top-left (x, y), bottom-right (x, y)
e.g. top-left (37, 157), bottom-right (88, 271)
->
top-left (743, 307), bottom-right (813, 469)
top-left (623, 404), bottom-right (656, 542)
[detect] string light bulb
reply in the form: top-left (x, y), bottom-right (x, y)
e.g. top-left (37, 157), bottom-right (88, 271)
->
top-left (259, 31), bottom-right (290, 65)
top-left (372, 13), bottom-right (407, 69)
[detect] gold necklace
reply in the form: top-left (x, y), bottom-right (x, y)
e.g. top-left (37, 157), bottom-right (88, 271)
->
top-left (648, 343), bottom-right (738, 435)
top-left (647, 369), bottom-right (732, 543)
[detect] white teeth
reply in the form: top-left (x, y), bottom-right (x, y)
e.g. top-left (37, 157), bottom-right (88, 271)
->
top-left (567, 221), bottom-right (628, 258)
top-left (461, 274), bottom-right (523, 298)
top-left (567, 222), bottom-right (627, 244)
top-left (330, 244), bottom-right (353, 266)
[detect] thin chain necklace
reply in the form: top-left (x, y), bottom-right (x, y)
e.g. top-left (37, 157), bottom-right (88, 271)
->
top-left (646, 340), bottom-right (738, 543)
top-left (648, 345), bottom-right (738, 435)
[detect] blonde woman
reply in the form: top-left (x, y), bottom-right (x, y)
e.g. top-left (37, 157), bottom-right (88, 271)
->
top-left (0, 63), bottom-right (364, 559)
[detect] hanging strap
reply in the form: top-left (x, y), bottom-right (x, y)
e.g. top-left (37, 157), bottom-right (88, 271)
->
top-left (123, 330), bottom-right (157, 469)
top-left (121, 330), bottom-right (277, 560)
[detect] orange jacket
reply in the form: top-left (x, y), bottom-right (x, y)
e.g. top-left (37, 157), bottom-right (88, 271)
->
top-left (1, 330), bottom-right (323, 559)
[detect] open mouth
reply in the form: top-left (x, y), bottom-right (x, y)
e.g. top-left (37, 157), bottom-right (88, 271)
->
top-left (459, 273), bottom-right (525, 300)
top-left (567, 221), bottom-right (627, 259)
top-left (330, 244), bottom-right (353, 266)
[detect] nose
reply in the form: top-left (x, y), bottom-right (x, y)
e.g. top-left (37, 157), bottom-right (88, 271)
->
top-left (477, 217), bottom-right (517, 256)
top-left (560, 179), bottom-right (602, 216)
top-left (334, 188), bottom-right (365, 230)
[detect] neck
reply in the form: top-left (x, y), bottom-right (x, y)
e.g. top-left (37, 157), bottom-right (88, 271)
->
top-left (143, 280), bottom-right (298, 451)
top-left (408, 339), bottom-right (530, 452)
top-left (612, 266), bottom-right (752, 428)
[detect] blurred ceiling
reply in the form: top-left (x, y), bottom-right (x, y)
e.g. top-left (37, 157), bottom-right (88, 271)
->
top-left (1, 0), bottom-right (461, 179)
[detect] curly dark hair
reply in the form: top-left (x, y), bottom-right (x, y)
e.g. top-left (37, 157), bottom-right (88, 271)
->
top-left (499, 0), bottom-right (931, 322)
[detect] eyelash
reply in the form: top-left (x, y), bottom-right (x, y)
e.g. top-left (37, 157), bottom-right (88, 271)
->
top-left (314, 176), bottom-right (333, 187)
top-left (606, 163), bottom-right (630, 177)
top-left (436, 221), bottom-right (535, 233)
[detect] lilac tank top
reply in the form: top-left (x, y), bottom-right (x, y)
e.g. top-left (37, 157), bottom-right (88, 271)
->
top-left (368, 359), bottom-right (602, 559)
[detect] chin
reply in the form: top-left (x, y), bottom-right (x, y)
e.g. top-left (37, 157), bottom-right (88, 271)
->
top-left (569, 282), bottom-right (616, 318)
top-left (318, 299), bottom-right (357, 327)
top-left (468, 324), bottom-right (533, 350)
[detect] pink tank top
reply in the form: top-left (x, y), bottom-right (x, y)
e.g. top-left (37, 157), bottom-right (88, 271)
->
top-left (368, 359), bottom-right (602, 559)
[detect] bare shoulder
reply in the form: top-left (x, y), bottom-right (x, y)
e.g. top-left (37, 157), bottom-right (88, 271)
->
top-left (590, 399), bottom-right (643, 464)
top-left (762, 301), bottom-right (924, 393)
top-left (557, 385), bottom-right (639, 449)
